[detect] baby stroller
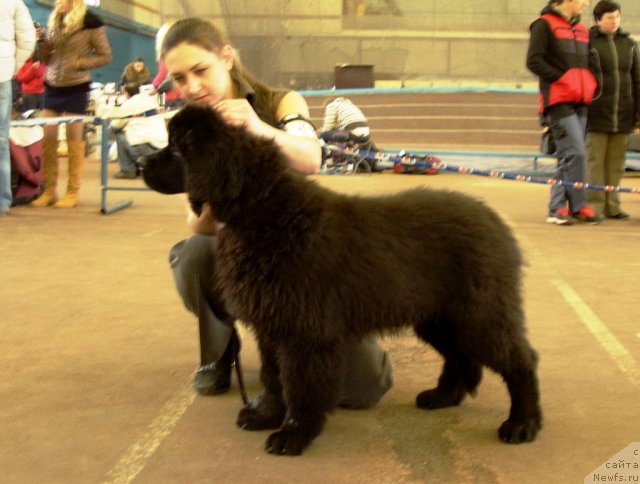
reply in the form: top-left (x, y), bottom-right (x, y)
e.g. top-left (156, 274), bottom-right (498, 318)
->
top-left (320, 130), bottom-right (383, 174)
top-left (10, 112), bottom-right (44, 205)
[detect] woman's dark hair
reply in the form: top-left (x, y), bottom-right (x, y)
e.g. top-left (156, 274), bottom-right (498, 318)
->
top-left (161, 18), bottom-right (280, 108)
top-left (593, 0), bottom-right (620, 21)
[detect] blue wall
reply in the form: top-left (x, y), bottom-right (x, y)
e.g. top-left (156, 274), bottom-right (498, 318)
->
top-left (24, 0), bottom-right (157, 85)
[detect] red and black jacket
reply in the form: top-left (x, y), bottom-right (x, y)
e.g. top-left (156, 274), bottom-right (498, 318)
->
top-left (526, 6), bottom-right (597, 114)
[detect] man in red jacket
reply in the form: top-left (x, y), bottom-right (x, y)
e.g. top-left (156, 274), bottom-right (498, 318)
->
top-left (527, 0), bottom-right (601, 225)
top-left (15, 52), bottom-right (45, 112)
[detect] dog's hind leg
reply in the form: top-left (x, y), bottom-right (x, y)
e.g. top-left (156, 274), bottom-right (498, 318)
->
top-left (416, 353), bottom-right (483, 409)
top-left (237, 337), bottom-right (287, 431)
top-left (264, 339), bottom-right (346, 456)
top-left (493, 341), bottom-right (542, 444)
top-left (414, 322), bottom-right (483, 409)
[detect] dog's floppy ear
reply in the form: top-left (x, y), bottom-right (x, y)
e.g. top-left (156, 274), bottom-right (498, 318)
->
top-left (199, 111), bottom-right (244, 202)
top-left (170, 104), bottom-right (249, 203)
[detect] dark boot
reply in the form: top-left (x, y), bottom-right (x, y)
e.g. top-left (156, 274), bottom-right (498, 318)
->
top-left (194, 328), bottom-right (240, 395)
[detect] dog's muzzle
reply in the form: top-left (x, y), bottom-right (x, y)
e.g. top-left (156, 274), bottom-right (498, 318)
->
top-left (139, 146), bottom-right (187, 195)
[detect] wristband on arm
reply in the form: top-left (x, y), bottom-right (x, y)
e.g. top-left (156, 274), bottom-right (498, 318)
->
top-left (277, 113), bottom-right (318, 140)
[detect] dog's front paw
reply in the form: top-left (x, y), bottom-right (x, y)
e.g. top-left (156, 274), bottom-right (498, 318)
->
top-left (265, 428), bottom-right (312, 456)
top-left (263, 410), bottom-right (326, 456)
top-left (498, 418), bottom-right (541, 443)
top-left (236, 395), bottom-right (286, 431)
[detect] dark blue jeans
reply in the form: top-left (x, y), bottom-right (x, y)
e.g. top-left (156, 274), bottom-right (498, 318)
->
top-left (547, 104), bottom-right (588, 213)
top-left (0, 80), bottom-right (12, 213)
top-left (112, 127), bottom-right (157, 173)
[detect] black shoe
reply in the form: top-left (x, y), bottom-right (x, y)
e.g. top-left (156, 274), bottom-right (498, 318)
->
top-left (114, 170), bottom-right (138, 179)
top-left (606, 212), bottom-right (630, 221)
top-left (194, 330), bottom-right (241, 395)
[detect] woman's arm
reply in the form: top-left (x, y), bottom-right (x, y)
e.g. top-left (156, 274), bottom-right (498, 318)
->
top-left (186, 202), bottom-right (220, 235)
top-left (78, 26), bottom-right (112, 70)
top-left (273, 91), bottom-right (322, 174)
top-left (35, 23), bottom-right (52, 62)
top-left (526, 20), bottom-right (564, 83)
top-left (215, 91), bottom-right (321, 175)
top-left (187, 90), bottom-right (322, 234)
top-left (152, 61), bottom-right (168, 88)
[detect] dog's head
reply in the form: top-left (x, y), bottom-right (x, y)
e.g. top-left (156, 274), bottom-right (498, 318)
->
top-left (141, 103), bottom-right (286, 216)
top-left (138, 140), bottom-right (185, 195)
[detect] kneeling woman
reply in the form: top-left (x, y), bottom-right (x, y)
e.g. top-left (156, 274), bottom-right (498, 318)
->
top-left (162, 18), bottom-right (393, 407)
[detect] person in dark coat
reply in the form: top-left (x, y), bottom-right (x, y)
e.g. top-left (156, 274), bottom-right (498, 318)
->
top-left (586, 0), bottom-right (640, 221)
top-left (527, 0), bottom-right (600, 226)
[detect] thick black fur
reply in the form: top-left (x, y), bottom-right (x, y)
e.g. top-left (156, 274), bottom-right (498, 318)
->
top-left (141, 104), bottom-right (542, 456)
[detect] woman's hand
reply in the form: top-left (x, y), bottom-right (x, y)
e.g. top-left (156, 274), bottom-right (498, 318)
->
top-left (214, 93), bottom-right (321, 174)
top-left (215, 99), bottom-right (273, 139)
top-left (35, 26), bottom-right (46, 42)
top-left (186, 202), bottom-right (220, 235)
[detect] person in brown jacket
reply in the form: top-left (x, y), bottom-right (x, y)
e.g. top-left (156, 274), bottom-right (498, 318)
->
top-left (32, 0), bottom-right (112, 208)
top-left (118, 57), bottom-right (150, 89)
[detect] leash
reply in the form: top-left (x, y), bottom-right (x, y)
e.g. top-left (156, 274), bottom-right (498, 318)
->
top-left (232, 346), bottom-right (249, 405)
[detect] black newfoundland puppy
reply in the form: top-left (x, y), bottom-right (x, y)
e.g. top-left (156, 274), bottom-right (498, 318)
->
top-left (142, 104), bottom-right (542, 456)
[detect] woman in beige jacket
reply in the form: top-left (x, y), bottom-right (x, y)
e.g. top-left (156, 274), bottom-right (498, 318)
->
top-left (32, 0), bottom-right (112, 208)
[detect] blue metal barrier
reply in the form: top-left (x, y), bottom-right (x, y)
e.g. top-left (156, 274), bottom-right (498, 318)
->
top-left (12, 115), bottom-right (142, 214)
top-left (12, 114), bottom-right (640, 215)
